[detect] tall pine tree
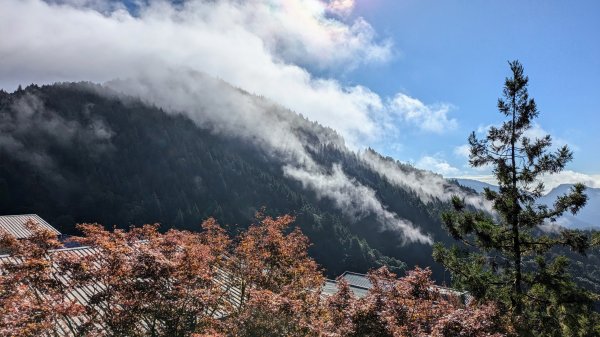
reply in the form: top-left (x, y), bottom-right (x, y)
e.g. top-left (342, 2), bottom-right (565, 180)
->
top-left (434, 61), bottom-right (599, 336)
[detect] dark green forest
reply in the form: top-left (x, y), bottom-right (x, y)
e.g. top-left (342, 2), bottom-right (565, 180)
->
top-left (0, 83), bottom-right (598, 291)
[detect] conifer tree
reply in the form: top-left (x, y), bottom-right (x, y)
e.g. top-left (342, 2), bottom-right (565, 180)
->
top-left (434, 60), bottom-right (600, 336)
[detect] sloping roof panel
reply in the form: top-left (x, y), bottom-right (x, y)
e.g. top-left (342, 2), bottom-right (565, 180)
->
top-left (341, 271), bottom-right (372, 289)
top-left (0, 214), bottom-right (61, 239)
top-left (0, 245), bottom-right (243, 336)
top-left (322, 276), bottom-right (370, 298)
top-left (322, 280), bottom-right (339, 297)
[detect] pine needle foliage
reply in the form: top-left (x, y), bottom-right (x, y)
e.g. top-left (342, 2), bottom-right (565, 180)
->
top-left (433, 60), bottom-right (600, 337)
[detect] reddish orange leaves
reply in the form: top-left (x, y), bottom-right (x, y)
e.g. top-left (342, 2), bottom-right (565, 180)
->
top-left (0, 216), bottom-right (509, 336)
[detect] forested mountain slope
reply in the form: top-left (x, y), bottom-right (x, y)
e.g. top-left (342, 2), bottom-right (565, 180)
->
top-left (0, 82), bottom-right (481, 278)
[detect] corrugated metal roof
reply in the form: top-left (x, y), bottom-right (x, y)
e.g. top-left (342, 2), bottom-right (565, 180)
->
top-left (1, 238), bottom-right (473, 336)
top-left (0, 214), bottom-right (61, 239)
top-left (341, 271), bottom-right (372, 289)
top-left (0, 245), bottom-right (243, 336)
top-left (322, 280), bottom-right (339, 297)
top-left (0, 246), bottom-right (103, 336)
top-left (322, 275), bottom-right (370, 299)
top-left (326, 271), bottom-right (472, 303)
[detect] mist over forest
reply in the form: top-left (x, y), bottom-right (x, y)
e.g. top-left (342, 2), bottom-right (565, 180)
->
top-left (1, 1), bottom-right (599, 336)
top-left (0, 81), bottom-right (474, 278)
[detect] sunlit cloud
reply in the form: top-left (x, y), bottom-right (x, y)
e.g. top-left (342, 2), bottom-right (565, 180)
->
top-left (456, 171), bottom-right (600, 191)
top-left (0, 0), bottom-right (450, 149)
top-left (326, 0), bottom-right (356, 17)
top-left (416, 155), bottom-right (460, 176)
top-left (390, 94), bottom-right (457, 133)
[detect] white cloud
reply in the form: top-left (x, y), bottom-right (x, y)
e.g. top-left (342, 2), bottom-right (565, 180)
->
top-left (416, 156), bottom-right (460, 176)
top-left (46, 0), bottom-right (387, 70)
top-left (476, 124), bottom-right (494, 134)
top-left (0, 0), bottom-right (449, 149)
top-left (453, 144), bottom-right (470, 158)
top-left (390, 94), bottom-right (457, 133)
top-left (360, 151), bottom-right (492, 211)
top-left (539, 170), bottom-right (600, 190)
top-left (284, 163), bottom-right (432, 244)
top-left (327, 0), bottom-right (356, 17)
top-left (93, 63), bottom-right (434, 245)
top-left (0, 92), bottom-right (113, 181)
top-left (456, 171), bottom-right (600, 192)
top-left (233, 0), bottom-right (393, 69)
top-left (0, 0), bottom-right (462, 244)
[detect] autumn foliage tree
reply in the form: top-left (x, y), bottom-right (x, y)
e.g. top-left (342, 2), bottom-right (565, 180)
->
top-left (324, 267), bottom-right (508, 337)
top-left (0, 221), bottom-right (84, 336)
top-left (1, 215), bottom-right (508, 336)
top-left (224, 213), bottom-right (326, 336)
top-left (60, 222), bottom-right (229, 336)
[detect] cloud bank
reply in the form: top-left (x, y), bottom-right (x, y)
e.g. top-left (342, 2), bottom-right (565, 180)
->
top-left (284, 164), bottom-right (432, 244)
top-left (390, 94), bottom-right (457, 133)
top-left (456, 172), bottom-right (600, 192)
top-left (0, 92), bottom-right (113, 180)
top-left (0, 0), bottom-right (455, 148)
top-left (105, 68), bottom-right (433, 244)
top-left (0, 0), bottom-right (460, 244)
top-left (359, 151), bottom-right (492, 211)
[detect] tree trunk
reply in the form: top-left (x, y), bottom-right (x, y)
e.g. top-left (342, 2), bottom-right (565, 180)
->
top-left (511, 96), bottom-right (523, 314)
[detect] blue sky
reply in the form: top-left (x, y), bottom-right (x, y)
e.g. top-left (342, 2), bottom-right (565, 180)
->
top-left (1, 0), bottom-right (598, 187)
top-left (343, 0), bottom-right (600, 177)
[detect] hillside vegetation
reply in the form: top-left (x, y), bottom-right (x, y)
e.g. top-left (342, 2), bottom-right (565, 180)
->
top-left (0, 83), bottom-right (457, 278)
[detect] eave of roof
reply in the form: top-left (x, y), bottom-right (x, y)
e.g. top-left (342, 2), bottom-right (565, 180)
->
top-left (0, 214), bottom-right (61, 239)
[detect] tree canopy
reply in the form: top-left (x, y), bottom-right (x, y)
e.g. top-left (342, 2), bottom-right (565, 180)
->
top-left (1, 217), bottom-right (507, 336)
top-left (434, 60), bottom-right (600, 336)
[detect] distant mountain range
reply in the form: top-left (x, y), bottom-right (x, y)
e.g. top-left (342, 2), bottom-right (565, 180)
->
top-left (454, 179), bottom-right (499, 194)
top-left (456, 179), bottom-right (599, 230)
top-left (539, 184), bottom-right (600, 230)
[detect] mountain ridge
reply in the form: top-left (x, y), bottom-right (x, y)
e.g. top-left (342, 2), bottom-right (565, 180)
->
top-left (1, 80), bottom-right (598, 293)
top-left (0, 81), bottom-right (469, 279)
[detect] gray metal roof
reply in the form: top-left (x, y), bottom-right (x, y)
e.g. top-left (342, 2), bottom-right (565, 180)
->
top-left (322, 280), bottom-right (339, 297)
top-left (325, 271), bottom-right (472, 304)
top-left (0, 245), bottom-right (243, 336)
top-left (0, 214), bottom-right (61, 239)
top-left (322, 272), bottom-right (371, 299)
top-left (0, 246), bottom-right (102, 336)
top-left (341, 271), bottom-right (372, 289)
